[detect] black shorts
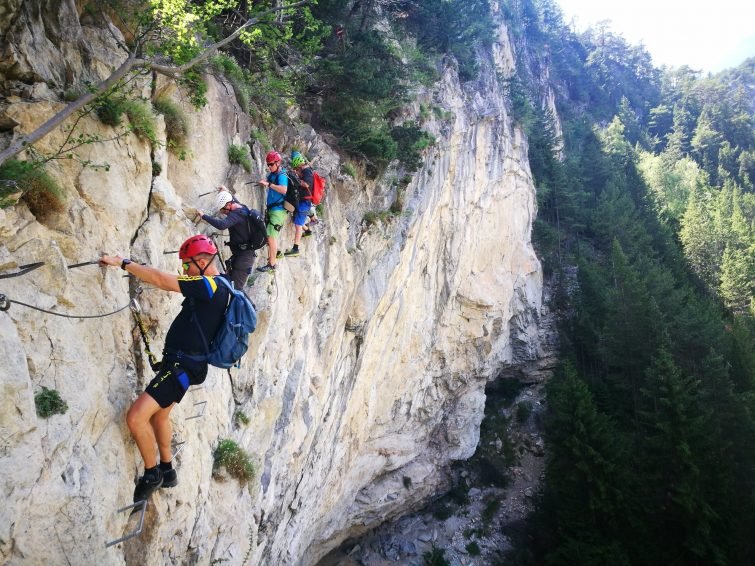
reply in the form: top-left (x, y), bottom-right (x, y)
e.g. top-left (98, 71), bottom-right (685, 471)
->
top-left (145, 360), bottom-right (205, 408)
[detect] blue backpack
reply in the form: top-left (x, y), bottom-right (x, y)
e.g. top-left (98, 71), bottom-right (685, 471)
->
top-left (192, 276), bottom-right (257, 369)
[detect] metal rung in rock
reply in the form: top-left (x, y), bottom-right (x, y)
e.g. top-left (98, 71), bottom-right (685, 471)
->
top-left (185, 400), bottom-right (207, 420)
top-left (172, 440), bottom-right (186, 458)
top-left (105, 500), bottom-right (147, 548)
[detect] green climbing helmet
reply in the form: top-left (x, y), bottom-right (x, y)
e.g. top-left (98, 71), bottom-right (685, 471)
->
top-left (291, 151), bottom-right (306, 168)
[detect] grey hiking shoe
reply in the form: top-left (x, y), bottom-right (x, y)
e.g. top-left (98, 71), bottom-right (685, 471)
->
top-left (256, 264), bottom-right (276, 273)
top-left (133, 468), bottom-right (163, 503)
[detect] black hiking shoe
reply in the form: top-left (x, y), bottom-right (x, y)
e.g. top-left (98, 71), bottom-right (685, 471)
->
top-left (256, 263), bottom-right (276, 273)
top-left (284, 247), bottom-right (300, 257)
top-left (302, 229), bottom-right (313, 238)
top-left (133, 468), bottom-right (163, 503)
top-left (161, 468), bottom-right (178, 488)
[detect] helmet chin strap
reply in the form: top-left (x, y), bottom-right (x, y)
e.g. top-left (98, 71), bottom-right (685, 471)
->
top-left (195, 253), bottom-right (218, 276)
top-left (193, 257), bottom-right (207, 276)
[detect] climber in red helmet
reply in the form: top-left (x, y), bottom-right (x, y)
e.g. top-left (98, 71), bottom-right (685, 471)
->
top-left (99, 235), bottom-right (230, 503)
top-left (256, 150), bottom-right (288, 272)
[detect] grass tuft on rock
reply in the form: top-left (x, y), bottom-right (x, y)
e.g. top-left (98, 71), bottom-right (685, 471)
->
top-left (213, 439), bottom-right (254, 485)
top-left (35, 387), bottom-right (69, 418)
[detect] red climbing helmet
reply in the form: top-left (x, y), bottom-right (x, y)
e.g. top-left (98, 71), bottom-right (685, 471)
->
top-left (179, 235), bottom-right (218, 259)
top-left (266, 150), bottom-right (281, 164)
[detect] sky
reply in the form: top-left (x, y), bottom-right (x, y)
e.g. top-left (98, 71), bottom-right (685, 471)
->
top-left (555, 0), bottom-right (755, 73)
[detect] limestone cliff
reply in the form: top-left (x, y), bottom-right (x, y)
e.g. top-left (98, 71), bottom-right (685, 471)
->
top-left (0, 2), bottom-right (546, 564)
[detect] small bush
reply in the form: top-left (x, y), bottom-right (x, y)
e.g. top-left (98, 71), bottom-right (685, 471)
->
top-left (122, 99), bottom-right (157, 144)
top-left (431, 500), bottom-right (454, 521)
top-left (465, 541), bottom-right (481, 556)
top-left (234, 411), bottom-right (250, 426)
top-left (363, 210), bottom-right (395, 227)
top-left (153, 97), bottom-right (189, 150)
top-left (250, 129), bottom-right (271, 148)
top-left (482, 497), bottom-right (501, 524)
top-left (391, 121), bottom-right (435, 171)
top-left (423, 546), bottom-right (450, 566)
top-left (35, 387), bottom-right (68, 418)
top-left (95, 96), bottom-right (126, 126)
top-left (0, 159), bottom-right (64, 219)
top-left (448, 481), bottom-right (470, 506)
top-left (213, 439), bottom-right (254, 484)
top-left (516, 400), bottom-right (532, 423)
top-left (212, 54), bottom-right (251, 113)
top-left (179, 69), bottom-right (208, 108)
top-left (433, 106), bottom-right (455, 122)
top-left (228, 144), bottom-right (252, 172)
top-left (63, 88), bottom-right (83, 102)
top-left (342, 162), bottom-right (357, 178)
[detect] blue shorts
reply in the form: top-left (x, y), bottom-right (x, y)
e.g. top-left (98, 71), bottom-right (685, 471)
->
top-left (293, 200), bottom-right (312, 226)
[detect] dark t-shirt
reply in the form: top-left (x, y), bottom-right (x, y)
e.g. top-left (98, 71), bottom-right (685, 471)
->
top-left (299, 167), bottom-right (315, 200)
top-left (201, 205), bottom-right (260, 251)
top-left (164, 275), bottom-right (230, 357)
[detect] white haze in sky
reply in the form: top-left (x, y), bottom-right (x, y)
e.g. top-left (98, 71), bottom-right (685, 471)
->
top-left (556, 0), bottom-right (755, 72)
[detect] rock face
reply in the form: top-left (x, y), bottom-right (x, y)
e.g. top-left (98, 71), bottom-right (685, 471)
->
top-left (0, 3), bottom-right (547, 565)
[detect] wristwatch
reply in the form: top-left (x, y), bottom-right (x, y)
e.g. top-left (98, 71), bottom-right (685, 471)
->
top-left (120, 258), bottom-right (132, 270)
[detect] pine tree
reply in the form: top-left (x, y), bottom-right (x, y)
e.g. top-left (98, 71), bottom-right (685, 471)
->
top-left (691, 106), bottom-right (724, 184)
top-left (541, 364), bottom-right (632, 564)
top-left (719, 246), bottom-right (754, 315)
top-left (599, 240), bottom-right (659, 422)
top-left (637, 346), bottom-right (725, 564)
top-left (679, 187), bottom-right (719, 288)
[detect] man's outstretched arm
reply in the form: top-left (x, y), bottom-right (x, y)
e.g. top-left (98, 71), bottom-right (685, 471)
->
top-left (100, 254), bottom-right (180, 292)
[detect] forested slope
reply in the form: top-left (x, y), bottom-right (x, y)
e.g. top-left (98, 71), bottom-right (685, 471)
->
top-left (500, 1), bottom-right (755, 563)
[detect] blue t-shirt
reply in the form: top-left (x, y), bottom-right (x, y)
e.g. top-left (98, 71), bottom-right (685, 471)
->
top-left (266, 169), bottom-right (288, 210)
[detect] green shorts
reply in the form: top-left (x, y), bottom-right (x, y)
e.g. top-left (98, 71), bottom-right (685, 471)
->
top-left (266, 208), bottom-right (287, 237)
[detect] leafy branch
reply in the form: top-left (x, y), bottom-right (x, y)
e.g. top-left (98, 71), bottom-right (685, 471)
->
top-left (0, 0), bottom-right (310, 167)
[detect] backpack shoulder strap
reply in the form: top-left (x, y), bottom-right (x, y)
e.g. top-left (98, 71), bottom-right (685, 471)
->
top-left (190, 276), bottom-right (233, 355)
top-left (214, 274), bottom-right (235, 295)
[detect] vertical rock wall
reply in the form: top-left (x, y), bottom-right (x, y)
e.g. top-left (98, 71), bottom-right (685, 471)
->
top-left (0, 3), bottom-right (545, 564)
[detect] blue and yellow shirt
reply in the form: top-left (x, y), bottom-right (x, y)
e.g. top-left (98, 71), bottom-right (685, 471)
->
top-left (163, 275), bottom-right (230, 356)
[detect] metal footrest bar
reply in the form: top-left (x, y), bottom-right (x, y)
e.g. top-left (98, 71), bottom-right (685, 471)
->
top-left (105, 500), bottom-right (147, 548)
top-left (172, 440), bottom-right (186, 458)
top-left (185, 400), bottom-right (207, 420)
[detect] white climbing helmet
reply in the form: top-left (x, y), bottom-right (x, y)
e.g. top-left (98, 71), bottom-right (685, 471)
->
top-left (214, 190), bottom-right (234, 212)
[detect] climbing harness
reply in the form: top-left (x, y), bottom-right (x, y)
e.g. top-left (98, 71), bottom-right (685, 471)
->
top-left (129, 295), bottom-right (161, 372)
top-left (0, 262), bottom-right (45, 279)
